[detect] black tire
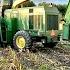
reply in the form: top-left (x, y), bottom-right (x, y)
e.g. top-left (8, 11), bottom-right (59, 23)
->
top-left (13, 31), bottom-right (31, 51)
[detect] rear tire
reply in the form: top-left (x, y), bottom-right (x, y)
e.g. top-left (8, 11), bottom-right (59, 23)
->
top-left (13, 31), bottom-right (31, 51)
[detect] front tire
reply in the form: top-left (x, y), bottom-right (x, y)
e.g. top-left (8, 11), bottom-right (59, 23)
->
top-left (13, 31), bottom-right (31, 51)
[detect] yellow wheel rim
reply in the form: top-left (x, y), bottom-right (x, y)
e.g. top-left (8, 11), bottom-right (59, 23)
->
top-left (16, 36), bottom-right (26, 49)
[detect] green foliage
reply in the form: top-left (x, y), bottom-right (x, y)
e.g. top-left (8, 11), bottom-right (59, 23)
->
top-left (22, 1), bottom-right (36, 7)
top-left (39, 2), bottom-right (68, 16)
top-left (56, 4), bottom-right (67, 16)
top-left (38, 64), bottom-right (48, 70)
top-left (38, 2), bottom-right (49, 8)
top-left (4, 0), bottom-right (8, 1)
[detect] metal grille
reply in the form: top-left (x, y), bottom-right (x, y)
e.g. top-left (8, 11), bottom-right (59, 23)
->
top-left (29, 15), bottom-right (43, 30)
top-left (34, 15), bottom-right (43, 30)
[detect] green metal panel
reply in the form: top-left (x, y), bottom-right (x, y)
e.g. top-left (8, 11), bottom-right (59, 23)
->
top-left (0, 17), bottom-right (7, 41)
top-left (4, 10), bottom-right (12, 43)
top-left (17, 15), bottom-right (29, 30)
top-left (63, 24), bottom-right (69, 40)
top-left (6, 31), bottom-right (13, 44)
top-left (17, 17), bottom-right (24, 30)
top-left (11, 18), bottom-right (18, 34)
top-left (4, 18), bottom-right (13, 43)
top-left (63, 3), bottom-right (70, 40)
top-left (65, 3), bottom-right (70, 23)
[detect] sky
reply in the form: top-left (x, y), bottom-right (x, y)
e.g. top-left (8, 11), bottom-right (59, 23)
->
top-left (31, 0), bottom-right (69, 5)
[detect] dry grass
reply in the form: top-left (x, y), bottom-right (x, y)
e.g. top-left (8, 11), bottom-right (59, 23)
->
top-left (0, 47), bottom-right (24, 70)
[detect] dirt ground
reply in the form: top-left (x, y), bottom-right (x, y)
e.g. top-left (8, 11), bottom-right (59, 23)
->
top-left (0, 44), bottom-right (70, 70)
top-left (17, 45), bottom-right (70, 70)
